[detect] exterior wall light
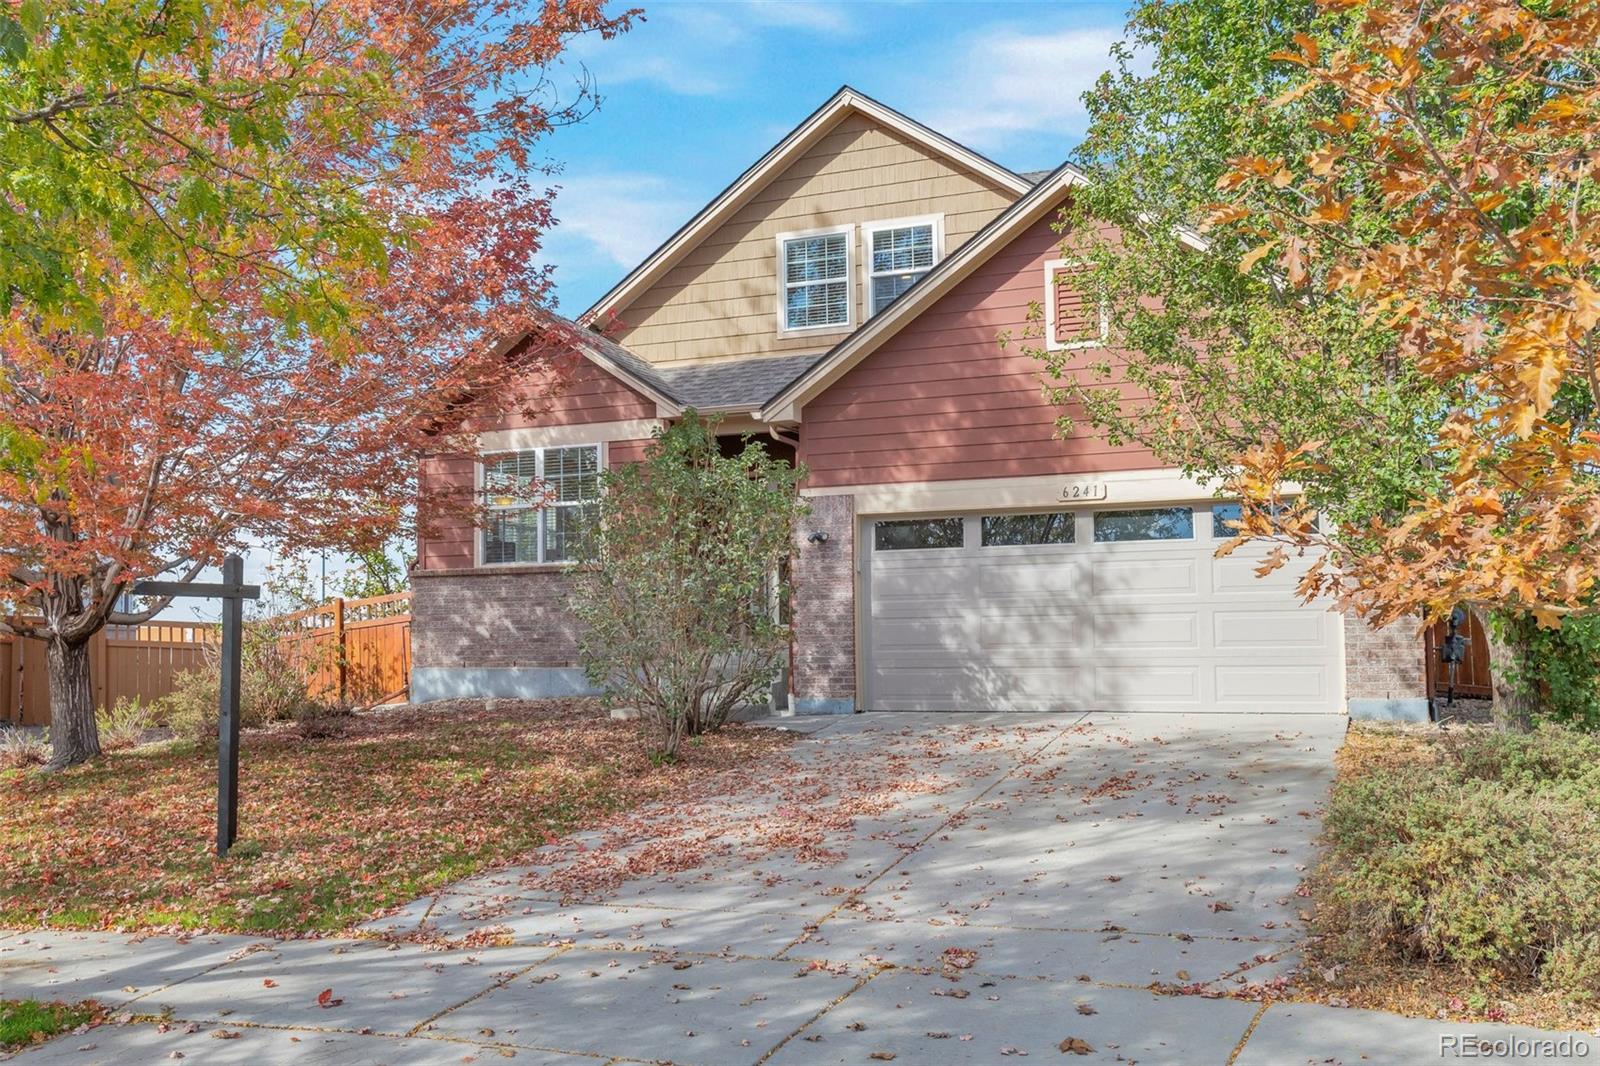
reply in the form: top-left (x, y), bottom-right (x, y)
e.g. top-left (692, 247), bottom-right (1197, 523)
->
top-left (806, 530), bottom-right (830, 544)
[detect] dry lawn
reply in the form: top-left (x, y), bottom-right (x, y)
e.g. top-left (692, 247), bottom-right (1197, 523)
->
top-left (0, 700), bottom-right (793, 935)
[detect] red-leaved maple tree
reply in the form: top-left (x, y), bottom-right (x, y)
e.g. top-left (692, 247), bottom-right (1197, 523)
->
top-left (0, 0), bottom-right (632, 767)
top-left (1211, 0), bottom-right (1599, 725)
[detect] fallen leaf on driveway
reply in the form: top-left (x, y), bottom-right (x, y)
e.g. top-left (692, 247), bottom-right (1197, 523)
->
top-left (869, 1053), bottom-right (896, 1061)
top-left (1076, 1003), bottom-right (1097, 1015)
top-left (262, 979), bottom-right (277, 988)
top-left (1209, 901), bottom-right (1234, 912)
top-left (210, 1031), bottom-right (241, 1040)
top-left (1059, 1037), bottom-right (1095, 1055)
top-left (316, 988), bottom-right (343, 1008)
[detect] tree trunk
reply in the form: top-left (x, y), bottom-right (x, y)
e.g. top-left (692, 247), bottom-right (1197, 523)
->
top-left (45, 635), bottom-right (100, 770)
top-left (1480, 611), bottom-right (1537, 733)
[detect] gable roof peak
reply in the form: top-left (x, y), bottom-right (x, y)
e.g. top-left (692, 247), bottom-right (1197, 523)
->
top-left (580, 86), bottom-right (1032, 327)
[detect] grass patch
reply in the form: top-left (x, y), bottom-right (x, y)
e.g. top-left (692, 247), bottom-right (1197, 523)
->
top-left (0, 700), bottom-right (792, 935)
top-left (0, 1000), bottom-right (98, 1050)
top-left (1302, 723), bottom-right (1600, 1031)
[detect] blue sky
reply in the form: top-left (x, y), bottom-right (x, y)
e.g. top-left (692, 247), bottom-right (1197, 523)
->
top-left (536, 0), bottom-right (1134, 314)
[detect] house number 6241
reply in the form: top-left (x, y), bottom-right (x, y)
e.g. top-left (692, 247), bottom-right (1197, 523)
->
top-left (1059, 483), bottom-right (1108, 501)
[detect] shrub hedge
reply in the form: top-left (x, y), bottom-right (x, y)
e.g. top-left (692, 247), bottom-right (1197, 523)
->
top-left (1318, 726), bottom-right (1600, 1000)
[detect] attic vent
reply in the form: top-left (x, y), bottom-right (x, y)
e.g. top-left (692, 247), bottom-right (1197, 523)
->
top-left (1044, 258), bottom-right (1109, 352)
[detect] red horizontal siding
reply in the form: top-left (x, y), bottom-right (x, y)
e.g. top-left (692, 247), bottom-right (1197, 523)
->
top-left (800, 209), bottom-right (1157, 488)
top-left (417, 454), bottom-right (477, 572)
top-left (464, 356), bottom-right (657, 433)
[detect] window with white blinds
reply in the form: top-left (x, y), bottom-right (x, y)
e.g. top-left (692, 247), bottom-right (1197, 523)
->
top-left (866, 219), bottom-right (938, 315)
top-left (782, 229), bottom-right (851, 330)
top-left (481, 444), bottom-right (601, 565)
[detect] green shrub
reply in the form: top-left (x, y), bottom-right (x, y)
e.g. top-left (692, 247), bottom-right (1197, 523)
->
top-left (570, 412), bottom-right (807, 758)
top-left (1320, 726), bottom-right (1600, 1000)
top-left (154, 619), bottom-right (334, 741)
top-left (96, 697), bottom-right (154, 751)
top-left (1492, 613), bottom-right (1600, 731)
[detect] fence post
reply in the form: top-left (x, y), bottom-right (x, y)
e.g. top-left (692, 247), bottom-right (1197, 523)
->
top-left (332, 597), bottom-right (346, 706)
top-left (15, 639), bottom-right (25, 725)
top-left (93, 630), bottom-right (109, 713)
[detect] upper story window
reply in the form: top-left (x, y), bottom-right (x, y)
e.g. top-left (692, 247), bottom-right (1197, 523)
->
top-left (780, 227), bottom-right (852, 331)
top-left (866, 216), bottom-right (941, 316)
top-left (482, 444), bottom-right (601, 565)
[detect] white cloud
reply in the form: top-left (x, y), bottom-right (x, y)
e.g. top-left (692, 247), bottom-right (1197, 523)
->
top-left (549, 173), bottom-right (700, 270)
top-left (558, 1), bottom-right (855, 100)
top-left (740, 0), bottom-right (855, 35)
top-left (918, 25), bottom-right (1131, 153)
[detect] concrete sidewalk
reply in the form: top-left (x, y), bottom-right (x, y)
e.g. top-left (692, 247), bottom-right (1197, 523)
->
top-left (3, 712), bottom-right (1594, 1064)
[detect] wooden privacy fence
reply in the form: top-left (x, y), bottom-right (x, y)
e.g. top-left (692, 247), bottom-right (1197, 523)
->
top-left (1, 594), bottom-right (412, 727)
top-left (1, 623), bottom-right (219, 727)
top-left (274, 592), bottom-right (412, 708)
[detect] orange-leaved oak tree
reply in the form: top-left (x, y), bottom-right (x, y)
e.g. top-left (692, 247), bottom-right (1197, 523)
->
top-left (1211, 0), bottom-right (1600, 727)
top-left (0, 0), bottom-right (631, 768)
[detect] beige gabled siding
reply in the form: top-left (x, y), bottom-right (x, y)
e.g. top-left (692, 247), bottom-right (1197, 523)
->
top-left (610, 112), bottom-right (1017, 366)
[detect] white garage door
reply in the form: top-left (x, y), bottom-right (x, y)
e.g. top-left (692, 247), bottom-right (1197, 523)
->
top-left (861, 504), bottom-right (1342, 714)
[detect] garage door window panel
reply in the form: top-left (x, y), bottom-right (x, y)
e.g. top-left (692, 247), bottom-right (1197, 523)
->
top-left (1212, 501), bottom-right (1316, 538)
top-left (1093, 507), bottom-right (1195, 543)
top-left (982, 512), bottom-right (1075, 546)
top-left (874, 517), bottom-right (964, 551)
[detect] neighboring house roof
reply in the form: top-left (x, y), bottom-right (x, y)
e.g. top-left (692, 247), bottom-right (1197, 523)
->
top-left (580, 85), bottom-right (1034, 328)
top-left (1019, 169), bottom-right (1056, 183)
top-left (759, 161), bottom-right (1095, 423)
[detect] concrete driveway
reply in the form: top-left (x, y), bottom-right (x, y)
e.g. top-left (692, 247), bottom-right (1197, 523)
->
top-left (3, 712), bottom-right (1591, 1064)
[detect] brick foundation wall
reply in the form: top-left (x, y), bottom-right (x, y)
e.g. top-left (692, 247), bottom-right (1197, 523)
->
top-left (412, 566), bottom-right (581, 670)
top-left (1344, 612), bottom-right (1428, 701)
top-left (791, 494), bottom-right (857, 712)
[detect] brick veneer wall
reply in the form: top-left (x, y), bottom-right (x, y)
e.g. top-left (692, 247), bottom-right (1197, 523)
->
top-left (412, 566), bottom-right (581, 670)
top-left (1343, 612), bottom-right (1428, 700)
top-left (791, 493), bottom-right (857, 713)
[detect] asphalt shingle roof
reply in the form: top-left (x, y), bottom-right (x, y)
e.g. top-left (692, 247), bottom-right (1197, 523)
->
top-left (579, 329), bottom-right (677, 399)
top-left (572, 321), bottom-right (825, 411)
top-left (656, 352), bottom-right (826, 410)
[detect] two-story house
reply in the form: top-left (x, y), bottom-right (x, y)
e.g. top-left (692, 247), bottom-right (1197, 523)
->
top-left (410, 86), bottom-right (1430, 721)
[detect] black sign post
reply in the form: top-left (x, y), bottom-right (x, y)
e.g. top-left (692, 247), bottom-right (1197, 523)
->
top-left (131, 554), bottom-right (260, 856)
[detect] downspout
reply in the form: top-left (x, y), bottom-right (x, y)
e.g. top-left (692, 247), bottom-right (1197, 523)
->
top-left (767, 425), bottom-right (800, 449)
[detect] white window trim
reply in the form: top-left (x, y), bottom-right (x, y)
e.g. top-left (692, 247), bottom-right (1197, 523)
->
top-left (477, 441), bottom-right (605, 567)
top-left (861, 213), bottom-right (945, 319)
top-left (775, 223), bottom-right (856, 336)
top-left (1043, 257), bottom-right (1110, 352)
